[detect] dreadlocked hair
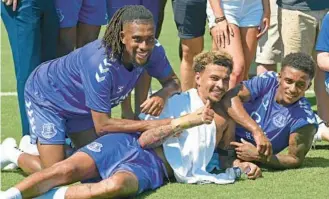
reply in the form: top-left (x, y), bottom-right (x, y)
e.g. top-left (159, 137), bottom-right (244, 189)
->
top-left (102, 5), bottom-right (154, 61)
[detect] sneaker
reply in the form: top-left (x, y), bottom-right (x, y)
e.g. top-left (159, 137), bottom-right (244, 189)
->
top-left (19, 135), bottom-right (39, 156)
top-left (1, 138), bottom-right (17, 169)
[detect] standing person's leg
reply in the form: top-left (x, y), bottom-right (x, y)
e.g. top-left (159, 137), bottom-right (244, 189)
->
top-left (314, 10), bottom-right (329, 124)
top-left (210, 25), bottom-right (245, 88)
top-left (1, 0), bottom-right (43, 136)
top-left (76, 0), bottom-right (107, 48)
top-left (240, 27), bottom-right (259, 80)
top-left (256, 0), bottom-right (281, 75)
top-left (40, 0), bottom-right (59, 62)
top-left (55, 0), bottom-right (81, 56)
top-left (172, 0), bottom-right (207, 91)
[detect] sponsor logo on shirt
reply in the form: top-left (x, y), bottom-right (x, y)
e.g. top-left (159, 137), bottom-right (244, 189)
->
top-left (87, 142), bottom-right (103, 153)
top-left (41, 123), bottom-right (57, 139)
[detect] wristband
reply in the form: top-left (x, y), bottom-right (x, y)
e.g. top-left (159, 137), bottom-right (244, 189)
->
top-left (215, 16), bottom-right (226, 24)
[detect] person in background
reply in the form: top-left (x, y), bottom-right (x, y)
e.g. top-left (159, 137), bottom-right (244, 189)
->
top-left (1, 0), bottom-right (59, 136)
top-left (55, 0), bottom-right (107, 57)
top-left (313, 13), bottom-right (329, 146)
top-left (207, 0), bottom-right (270, 88)
top-left (172, 0), bottom-right (208, 91)
top-left (255, 0), bottom-right (281, 75)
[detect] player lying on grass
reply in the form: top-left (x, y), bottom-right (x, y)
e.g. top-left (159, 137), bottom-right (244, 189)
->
top-left (0, 5), bottom-right (182, 174)
top-left (221, 53), bottom-right (318, 169)
top-left (1, 51), bottom-right (262, 199)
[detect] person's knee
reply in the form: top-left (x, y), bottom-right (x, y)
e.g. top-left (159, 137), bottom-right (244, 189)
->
top-left (181, 39), bottom-right (204, 62)
top-left (51, 161), bottom-right (78, 183)
top-left (95, 175), bottom-right (136, 198)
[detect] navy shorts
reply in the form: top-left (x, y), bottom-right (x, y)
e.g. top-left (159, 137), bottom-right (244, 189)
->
top-left (79, 133), bottom-right (166, 194)
top-left (172, 0), bottom-right (207, 39)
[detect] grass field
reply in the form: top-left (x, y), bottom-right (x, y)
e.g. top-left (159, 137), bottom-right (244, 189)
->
top-left (1, 2), bottom-right (329, 198)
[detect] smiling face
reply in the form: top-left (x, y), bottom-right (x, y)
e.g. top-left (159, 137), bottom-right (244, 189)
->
top-left (120, 20), bottom-right (155, 66)
top-left (276, 66), bottom-right (312, 105)
top-left (195, 64), bottom-right (230, 103)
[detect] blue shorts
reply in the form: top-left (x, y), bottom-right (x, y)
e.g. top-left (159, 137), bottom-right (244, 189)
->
top-left (79, 133), bottom-right (165, 194)
top-left (107, 0), bottom-right (160, 30)
top-left (324, 72), bottom-right (329, 94)
top-left (207, 0), bottom-right (263, 28)
top-left (24, 78), bottom-right (95, 144)
top-left (55, 0), bottom-right (107, 28)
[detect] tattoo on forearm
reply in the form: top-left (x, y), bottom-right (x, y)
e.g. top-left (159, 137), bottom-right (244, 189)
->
top-left (139, 125), bottom-right (174, 148)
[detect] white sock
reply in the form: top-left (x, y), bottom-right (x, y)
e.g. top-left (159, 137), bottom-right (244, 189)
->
top-left (3, 187), bottom-right (22, 199)
top-left (34, 187), bottom-right (68, 199)
top-left (7, 147), bottom-right (23, 166)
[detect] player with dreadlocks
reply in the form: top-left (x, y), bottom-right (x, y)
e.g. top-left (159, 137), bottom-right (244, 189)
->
top-left (0, 5), bottom-right (180, 177)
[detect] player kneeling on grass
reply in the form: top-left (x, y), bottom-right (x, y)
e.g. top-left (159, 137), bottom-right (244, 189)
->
top-left (0, 5), bottom-right (181, 174)
top-left (1, 51), bottom-right (263, 199)
top-left (221, 53), bottom-right (318, 169)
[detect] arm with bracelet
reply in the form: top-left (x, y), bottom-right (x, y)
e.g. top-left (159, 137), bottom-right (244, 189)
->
top-left (139, 100), bottom-right (214, 148)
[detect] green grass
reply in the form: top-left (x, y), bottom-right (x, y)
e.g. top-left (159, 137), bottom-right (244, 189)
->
top-left (1, 1), bottom-right (329, 198)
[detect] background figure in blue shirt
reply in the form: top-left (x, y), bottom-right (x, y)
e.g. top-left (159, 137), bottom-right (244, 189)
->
top-left (1, 5), bottom-right (180, 175)
top-left (314, 13), bottom-right (329, 144)
top-left (107, 0), bottom-right (168, 120)
top-left (55, 0), bottom-right (107, 57)
top-left (1, 0), bottom-right (59, 136)
top-left (224, 53), bottom-right (318, 169)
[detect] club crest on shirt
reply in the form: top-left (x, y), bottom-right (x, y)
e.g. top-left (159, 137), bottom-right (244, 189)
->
top-left (41, 123), bottom-right (57, 139)
top-left (273, 113), bottom-right (287, 128)
top-left (87, 142), bottom-right (103, 153)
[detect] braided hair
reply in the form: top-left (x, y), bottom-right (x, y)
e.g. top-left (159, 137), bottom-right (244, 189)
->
top-left (102, 5), bottom-right (154, 61)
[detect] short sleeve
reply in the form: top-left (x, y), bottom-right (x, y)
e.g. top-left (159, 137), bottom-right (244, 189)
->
top-left (242, 71), bottom-right (278, 101)
top-left (316, 14), bottom-right (329, 52)
top-left (290, 99), bottom-right (318, 133)
top-left (81, 55), bottom-right (113, 113)
top-left (145, 40), bottom-right (173, 79)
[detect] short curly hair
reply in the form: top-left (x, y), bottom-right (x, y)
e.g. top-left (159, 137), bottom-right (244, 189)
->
top-left (193, 50), bottom-right (233, 73)
top-left (281, 52), bottom-right (316, 79)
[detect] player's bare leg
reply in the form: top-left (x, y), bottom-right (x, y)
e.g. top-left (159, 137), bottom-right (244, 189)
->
top-left (57, 27), bottom-right (77, 57)
top-left (64, 171), bottom-right (139, 199)
top-left (180, 37), bottom-right (204, 91)
top-left (76, 22), bottom-right (101, 48)
top-left (4, 152), bottom-right (98, 199)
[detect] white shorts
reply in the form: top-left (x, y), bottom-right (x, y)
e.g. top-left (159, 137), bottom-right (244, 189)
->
top-left (207, 0), bottom-right (263, 28)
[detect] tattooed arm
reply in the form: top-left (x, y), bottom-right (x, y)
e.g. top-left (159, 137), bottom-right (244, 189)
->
top-left (260, 125), bottom-right (316, 169)
top-left (233, 125), bottom-right (316, 169)
top-left (139, 100), bottom-right (214, 148)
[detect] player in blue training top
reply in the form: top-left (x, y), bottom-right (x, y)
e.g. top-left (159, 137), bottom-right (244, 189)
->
top-left (223, 53), bottom-right (318, 169)
top-left (0, 5), bottom-right (180, 175)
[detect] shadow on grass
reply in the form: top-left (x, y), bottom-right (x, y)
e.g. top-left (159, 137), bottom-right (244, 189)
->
top-left (1, 168), bottom-right (27, 176)
top-left (302, 156), bottom-right (329, 168)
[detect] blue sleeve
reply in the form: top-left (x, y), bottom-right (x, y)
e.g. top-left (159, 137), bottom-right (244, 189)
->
top-left (145, 40), bottom-right (173, 79)
top-left (316, 14), bottom-right (329, 52)
top-left (290, 100), bottom-right (318, 133)
top-left (81, 54), bottom-right (113, 113)
top-left (242, 71), bottom-right (278, 101)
